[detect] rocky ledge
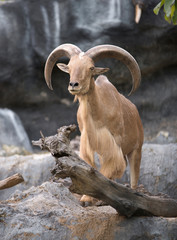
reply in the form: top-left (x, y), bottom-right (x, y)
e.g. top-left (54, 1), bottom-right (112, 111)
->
top-left (0, 181), bottom-right (176, 240)
top-left (0, 141), bottom-right (176, 239)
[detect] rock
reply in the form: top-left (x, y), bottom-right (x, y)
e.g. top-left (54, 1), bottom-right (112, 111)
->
top-left (0, 181), bottom-right (118, 240)
top-left (65, 137), bottom-right (177, 199)
top-left (140, 144), bottom-right (177, 198)
top-left (0, 145), bottom-right (31, 157)
top-left (13, 103), bottom-right (79, 146)
top-left (1, 140), bottom-right (176, 201)
top-left (150, 131), bottom-right (176, 144)
top-left (0, 141), bottom-right (176, 238)
top-left (120, 143), bottom-right (177, 199)
top-left (0, 109), bottom-right (32, 153)
top-left (114, 216), bottom-right (177, 240)
top-left (0, 0), bottom-right (176, 106)
top-left (0, 153), bottom-right (55, 200)
top-left (0, 135), bottom-right (79, 201)
top-left (0, 181), bottom-right (176, 240)
top-left (0, 0), bottom-right (171, 103)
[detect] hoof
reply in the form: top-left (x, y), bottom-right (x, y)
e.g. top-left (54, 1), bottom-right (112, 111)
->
top-left (80, 195), bottom-right (94, 207)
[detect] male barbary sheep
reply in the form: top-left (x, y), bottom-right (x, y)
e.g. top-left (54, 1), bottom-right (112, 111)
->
top-left (44, 44), bottom-right (144, 203)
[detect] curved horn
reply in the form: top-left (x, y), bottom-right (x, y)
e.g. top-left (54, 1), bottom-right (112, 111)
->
top-left (85, 45), bottom-right (141, 95)
top-left (44, 44), bottom-right (82, 90)
top-left (135, 4), bottom-right (142, 24)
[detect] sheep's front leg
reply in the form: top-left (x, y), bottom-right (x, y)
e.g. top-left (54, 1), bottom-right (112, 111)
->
top-left (79, 133), bottom-right (96, 205)
top-left (79, 133), bottom-right (95, 168)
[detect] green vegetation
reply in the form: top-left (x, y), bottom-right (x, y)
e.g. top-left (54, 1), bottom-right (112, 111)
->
top-left (154, 0), bottom-right (177, 25)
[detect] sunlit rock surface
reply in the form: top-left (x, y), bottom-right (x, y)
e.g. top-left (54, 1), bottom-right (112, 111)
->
top-left (0, 153), bottom-right (55, 200)
top-left (0, 142), bottom-right (176, 200)
top-left (121, 143), bottom-right (177, 199)
top-left (0, 136), bottom-right (176, 239)
top-left (0, 181), bottom-right (176, 240)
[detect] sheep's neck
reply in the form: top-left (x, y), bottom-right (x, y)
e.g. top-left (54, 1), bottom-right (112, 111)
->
top-left (77, 77), bottom-right (99, 127)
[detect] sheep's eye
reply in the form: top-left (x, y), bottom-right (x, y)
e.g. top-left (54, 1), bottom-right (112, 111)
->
top-left (90, 67), bottom-right (94, 71)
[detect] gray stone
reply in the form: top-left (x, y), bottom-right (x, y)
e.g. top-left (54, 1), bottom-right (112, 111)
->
top-left (121, 143), bottom-right (177, 199)
top-left (0, 153), bottom-right (55, 200)
top-left (150, 131), bottom-right (176, 144)
top-left (0, 142), bottom-right (177, 239)
top-left (0, 0), bottom-right (176, 143)
top-left (114, 216), bottom-right (177, 240)
top-left (1, 143), bottom-right (176, 201)
top-left (69, 137), bottom-right (177, 199)
top-left (0, 109), bottom-right (32, 153)
top-left (0, 181), bottom-right (176, 240)
top-left (0, 181), bottom-right (118, 240)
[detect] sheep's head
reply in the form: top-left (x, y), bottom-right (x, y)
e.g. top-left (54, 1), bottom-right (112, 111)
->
top-left (44, 44), bottom-right (141, 96)
top-left (57, 54), bottom-right (109, 95)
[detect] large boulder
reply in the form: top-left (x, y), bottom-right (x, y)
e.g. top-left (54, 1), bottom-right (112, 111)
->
top-left (0, 181), bottom-right (176, 240)
top-left (0, 142), bottom-right (176, 238)
top-left (0, 153), bottom-right (55, 200)
top-left (0, 143), bottom-right (176, 201)
top-left (72, 139), bottom-right (177, 199)
top-left (121, 143), bottom-right (177, 199)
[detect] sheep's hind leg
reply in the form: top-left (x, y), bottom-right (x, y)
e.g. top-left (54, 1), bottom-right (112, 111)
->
top-left (128, 147), bottom-right (142, 189)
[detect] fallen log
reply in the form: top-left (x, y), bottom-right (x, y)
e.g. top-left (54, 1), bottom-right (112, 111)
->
top-left (0, 173), bottom-right (24, 190)
top-left (32, 125), bottom-right (177, 218)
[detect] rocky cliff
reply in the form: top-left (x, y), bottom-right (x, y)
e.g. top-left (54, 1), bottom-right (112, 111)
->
top-left (0, 0), bottom-right (176, 142)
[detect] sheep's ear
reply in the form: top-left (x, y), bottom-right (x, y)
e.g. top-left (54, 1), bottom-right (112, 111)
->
top-left (57, 63), bottom-right (69, 73)
top-left (93, 67), bottom-right (109, 75)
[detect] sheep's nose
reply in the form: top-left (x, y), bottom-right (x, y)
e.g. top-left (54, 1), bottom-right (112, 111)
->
top-left (69, 82), bottom-right (79, 87)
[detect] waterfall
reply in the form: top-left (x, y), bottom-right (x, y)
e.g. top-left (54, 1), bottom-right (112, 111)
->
top-left (0, 109), bottom-right (32, 152)
top-left (108, 0), bottom-right (121, 22)
top-left (41, 5), bottom-right (50, 48)
top-left (40, 1), bottom-right (61, 49)
top-left (53, 0), bottom-right (60, 47)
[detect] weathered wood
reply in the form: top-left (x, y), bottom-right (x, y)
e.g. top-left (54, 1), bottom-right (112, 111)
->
top-left (32, 125), bottom-right (177, 218)
top-left (0, 173), bottom-right (24, 190)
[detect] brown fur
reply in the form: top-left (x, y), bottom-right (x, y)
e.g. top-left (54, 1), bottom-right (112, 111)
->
top-left (57, 55), bottom-right (144, 202)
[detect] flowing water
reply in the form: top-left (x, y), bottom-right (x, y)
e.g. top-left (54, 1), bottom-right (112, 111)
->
top-left (0, 108), bottom-right (32, 152)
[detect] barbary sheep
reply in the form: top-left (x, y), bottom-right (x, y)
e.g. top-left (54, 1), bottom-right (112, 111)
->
top-left (44, 44), bottom-right (144, 203)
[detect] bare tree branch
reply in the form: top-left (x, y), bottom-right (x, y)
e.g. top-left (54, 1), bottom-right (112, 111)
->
top-left (32, 125), bottom-right (177, 218)
top-left (0, 173), bottom-right (24, 190)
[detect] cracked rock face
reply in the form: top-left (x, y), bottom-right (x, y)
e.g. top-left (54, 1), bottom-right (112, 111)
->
top-left (0, 181), bottom-right (177, 240)
top-left (121, 143), bottom-right (177, 199)
top-left (0, 153), bottom-right (55, 201)
top-left (0, 143), bottom-right (176, 201)
top-left (0, 142), bottom-right (177, 239)
top-left (0, 0), bottom-right (176, 142)
top-left (0, 0), bottom-right (176, 106)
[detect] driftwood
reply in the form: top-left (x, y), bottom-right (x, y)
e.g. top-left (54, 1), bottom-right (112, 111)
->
top-left (32, 125), bottom-right (177, 218)
top-left (0, 173), bottom-right (24, 190)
